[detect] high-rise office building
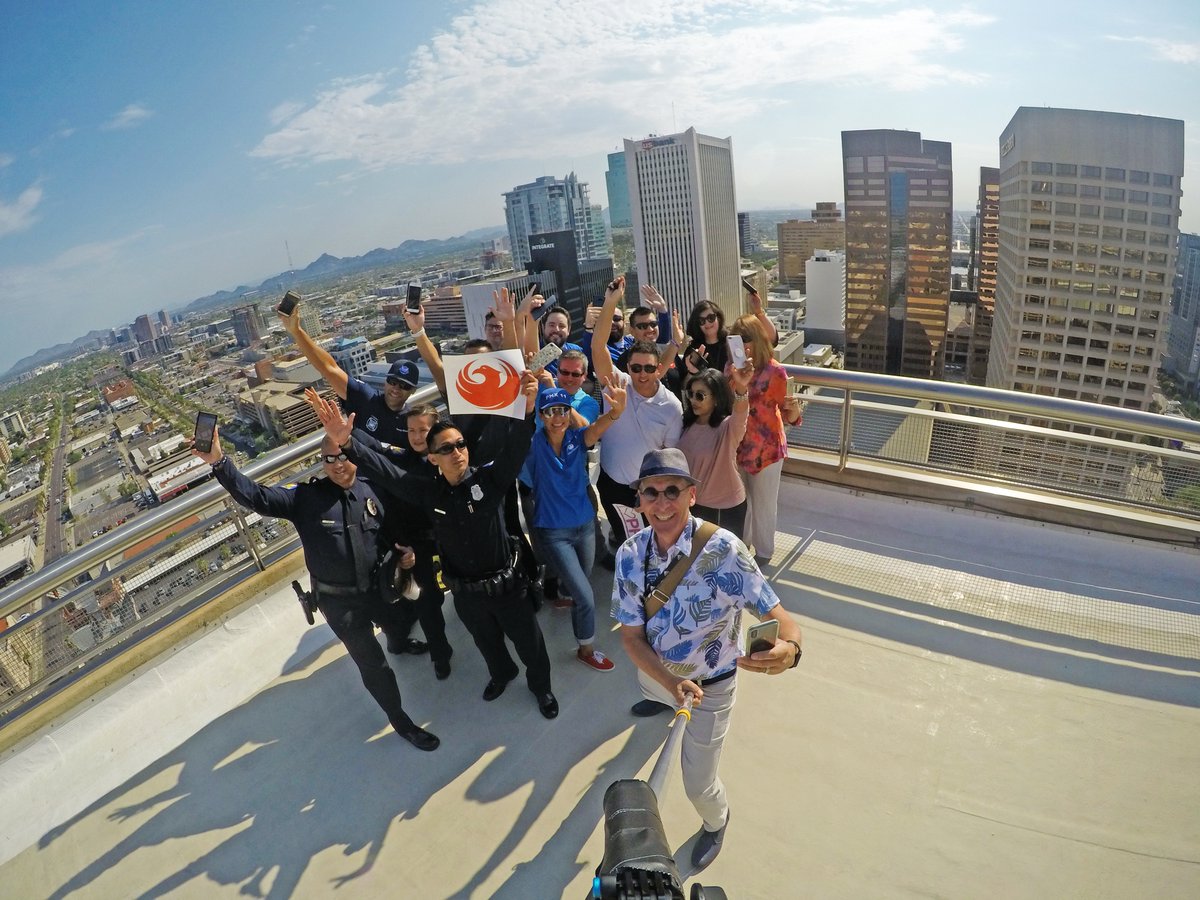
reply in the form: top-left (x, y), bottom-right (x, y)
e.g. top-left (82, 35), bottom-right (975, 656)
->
top-left (156, 310), bottom-right (171, 333)
top-left (132, 314), bottom-right (159, 345)
top-left (778, 203), bottom-right (845, 291)
top-left (986, 107), bottom-right (1184, 410)
top-left (737, 212), bottom-right (751, 258)
top-left (842, 130), bottom-right (953, 379)
top-left (804, 249), bottom-right (847, 347)
top-left (625, 127), bottom-right (740, 323)
top-left (504, 173), bottom-right (609, 268)
top-left (965, 167), bottom-right (1000, 384)
top-left (1164, 233), bottom-right (1200, 396)
top-left (231, 305), bottom-right (265, 348)
top-left (605, 151), bottom-right (631, 229)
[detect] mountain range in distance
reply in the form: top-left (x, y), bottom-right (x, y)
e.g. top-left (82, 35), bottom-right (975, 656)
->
top-left (3, 225), bottom-right (507, 381)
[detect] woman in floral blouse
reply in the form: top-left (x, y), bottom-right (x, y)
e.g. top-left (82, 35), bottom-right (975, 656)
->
top-left (728, 315), bottom-right (802, 565)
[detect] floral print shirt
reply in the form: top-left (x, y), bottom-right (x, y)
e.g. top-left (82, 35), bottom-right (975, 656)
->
top-left (612, 517), bottom-right (779, 680)
top-left (736, 359), bottom-right (790, 474)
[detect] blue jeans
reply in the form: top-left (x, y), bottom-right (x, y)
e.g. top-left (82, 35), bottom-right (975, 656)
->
top-left (535, 521), bottom-right (596, 645)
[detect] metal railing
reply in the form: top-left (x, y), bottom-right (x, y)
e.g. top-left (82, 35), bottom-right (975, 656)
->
top-left (4, 373), bottom-right (1200, 728)
top-left (783, 366), bottom-right (1200, 528)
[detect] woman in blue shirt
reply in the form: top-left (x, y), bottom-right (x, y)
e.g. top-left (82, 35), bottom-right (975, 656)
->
top-left (527, 379), bottom-right (626, 671)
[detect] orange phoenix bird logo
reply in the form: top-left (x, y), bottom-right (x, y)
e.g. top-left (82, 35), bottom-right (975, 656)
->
top-left (455, 358), bottom-right (523, 410)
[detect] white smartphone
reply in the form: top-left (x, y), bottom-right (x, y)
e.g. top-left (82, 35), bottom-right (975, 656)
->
top-left (726, 334), bottom-right (747, 369)
top-left (747, 619), bottom-right (779, 654)
top-left (529, 341), bottom-right (563, 372)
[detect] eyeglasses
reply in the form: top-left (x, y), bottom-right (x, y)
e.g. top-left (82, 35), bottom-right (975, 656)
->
top-left (631, 321), bottom-right (657, 330)
top-left (540, 406), bottom-right (570, 418)
top-left (638, 485), bottom-right (686, 502)
top-left (628, 363), bottom-right (657, 374)
top-left (430, 438), bottom-right (468, 456)
top-left (698, 313), bottom-right (719, 325)
top-left (687, 390), bottom-right (709, 402)
top-left (323, 452), bottom-right (349, 464)
top-left (557, 368), bottom-right (585, 378)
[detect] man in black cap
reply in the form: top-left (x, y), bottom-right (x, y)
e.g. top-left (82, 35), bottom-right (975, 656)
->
top-left (277, 301), bottom-right (419, 449)
top-left (611, 448), bottom-right (803, 869)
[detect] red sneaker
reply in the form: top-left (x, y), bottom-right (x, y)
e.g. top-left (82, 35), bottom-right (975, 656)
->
top-left (552, 595), bottom-right (574, 610)
top-left (577, 649), bottom-right (615, 672)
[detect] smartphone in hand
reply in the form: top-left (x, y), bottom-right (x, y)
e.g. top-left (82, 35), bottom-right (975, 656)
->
top-left (726, 334), bottom-right (747, 369)
top-left (747, 619), bottom-right (779, 654)
top-left (529, 342), bottom-right (563, 373)
top-left (277, 291), bottom-right (301, 316)
top-left (741, 277), bottom-right (757, 294)
top-left (405, 283), bottom-right (422, 314)
top-left (193, 411), bottom-right (218, 454)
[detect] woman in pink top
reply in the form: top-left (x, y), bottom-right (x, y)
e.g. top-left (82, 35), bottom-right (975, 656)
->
top-left (675, 365), bottom-right (752, 540)
top-left (729, 315), bottom-right (802, 564)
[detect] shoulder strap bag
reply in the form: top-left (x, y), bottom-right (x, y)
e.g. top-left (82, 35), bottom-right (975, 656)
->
top-left (642, 520), bottom-right (718, 621)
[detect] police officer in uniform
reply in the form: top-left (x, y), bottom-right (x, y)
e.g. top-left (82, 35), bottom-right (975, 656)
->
top-left (312, 374), bottom-right (559, 719)
top-left (193, 426), bottom-right (440, 751)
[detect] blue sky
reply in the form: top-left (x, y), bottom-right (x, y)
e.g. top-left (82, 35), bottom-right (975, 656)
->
top-left (1, 0), bottom-right (1196, 375)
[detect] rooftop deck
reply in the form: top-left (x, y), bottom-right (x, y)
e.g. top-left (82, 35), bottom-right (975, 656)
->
top-left (3, 476), bottom-right (1198, 899)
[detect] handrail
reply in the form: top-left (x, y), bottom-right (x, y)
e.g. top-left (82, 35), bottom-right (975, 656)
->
top-left (0, 383), bottom-right (443, 622)
top-left (782, 365), bottom-right (1200, 444)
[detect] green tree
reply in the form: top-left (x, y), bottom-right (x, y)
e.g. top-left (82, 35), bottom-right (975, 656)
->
top-left (1176, 485), bottom-right (1200, 510)
top-left (118, 479), bottom-right (139, 498)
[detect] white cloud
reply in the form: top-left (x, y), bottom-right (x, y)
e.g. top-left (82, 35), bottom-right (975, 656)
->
top-left (1106, 35), bottom-right (1200, 64)
top-left (102, 103), bottom-right (155, 130)
top-left (0, 184), bottom-right (43, 238)
top-left (0, 154), bottom-right (13, 169)
top-left (251, 0), bottom-right (992, 171)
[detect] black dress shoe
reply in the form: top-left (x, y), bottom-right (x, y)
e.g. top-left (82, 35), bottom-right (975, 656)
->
top-left (482, 677), bottom-right (512, 701)
top-left (387, 637), bottom-right (429, 655)
top-left (691, 813), bottom-right (728, 869)
top-left (434, 660), bottom-right (451, 681)
top-left (535, 691), bottom-right (559, 719)
top-left (630, 699), bottom-right (671, 717)
top-left (397, 725), bottom-right (440, 752)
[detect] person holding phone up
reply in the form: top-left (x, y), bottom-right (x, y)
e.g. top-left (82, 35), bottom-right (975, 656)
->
top-left (611, 448), bottom-right (803, 871)
top-left (728, 315), bottom-right (801, 566)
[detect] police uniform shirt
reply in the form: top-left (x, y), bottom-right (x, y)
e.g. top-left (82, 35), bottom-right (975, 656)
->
top-left (346, 415), bottom-right (535, 580)
top-left (344, 376), bottom-right (410, 449)
top-left (211, 456), bottom-right (385, 589)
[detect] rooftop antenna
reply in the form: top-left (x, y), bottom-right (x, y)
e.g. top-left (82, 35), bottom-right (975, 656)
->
top-left (285, 240), bottom-right (295, 275)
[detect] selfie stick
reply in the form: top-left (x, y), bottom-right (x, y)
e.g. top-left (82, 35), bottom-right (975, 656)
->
top-left (647, 694), bottom-right (694, 799)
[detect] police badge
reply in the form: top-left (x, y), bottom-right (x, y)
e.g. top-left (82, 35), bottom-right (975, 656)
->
top-left (366, 415), bottom-right (379, 431)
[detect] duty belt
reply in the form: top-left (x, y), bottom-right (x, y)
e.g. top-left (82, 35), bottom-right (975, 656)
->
top-left (311, 579), bottom-right (364, 597)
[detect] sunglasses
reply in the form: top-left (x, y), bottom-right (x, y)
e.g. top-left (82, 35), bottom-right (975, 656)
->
top-left (698, 313), bottom-right (719, 325)
top-left (323, 452), bottom-right (349, 464)
top-left (628, 363), bottom-right (657, 374)
top-left (631, 321), bottom-right (657, 330)
top-left (386, 377), bottom-right (411, 388)
top-left (541, 406), bottom-right (570, 418)
top-left (557, 368), bottom-right (585, 378)
top-left (688, 390), bottom-right (709, 402)
top-left (612, 315), bottom-right (624, 322)
top-left (430, 438), bottom-right (469, 456)
top-left (638, 485), bottom-right (686, 502)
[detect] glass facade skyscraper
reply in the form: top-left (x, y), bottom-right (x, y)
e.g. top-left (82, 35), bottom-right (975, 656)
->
top-left (841, 130), bottom-right (953, 379)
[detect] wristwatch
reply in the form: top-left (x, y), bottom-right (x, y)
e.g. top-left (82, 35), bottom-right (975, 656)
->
top-left (786, 639), bottom-right (802, 668)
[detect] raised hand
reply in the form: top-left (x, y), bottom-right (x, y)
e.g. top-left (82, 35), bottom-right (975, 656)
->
top-left (640, 284), bottom-right (667, 314)
top-left (190, 424), bottom-right (223, 465)
top-left (605, 274), bottom-right (625, 304)
top-left (403, 303), bottom-right (426, 334)
top-left (518, 287), bottom-right (544, 319)
top-left (730, 360), bottom-right (754, 395)
top-left (671, 309), bottom-right (686, 347)
top-left (601, 374), bottom-right (627, 416)
top-left (491, 287), bottom-right (516, 323)
top-left (307, 387), bottom-right (355, 446)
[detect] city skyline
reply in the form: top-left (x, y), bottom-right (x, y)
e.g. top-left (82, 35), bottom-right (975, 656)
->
top-left (1, 0), bottom-right (1197, 374)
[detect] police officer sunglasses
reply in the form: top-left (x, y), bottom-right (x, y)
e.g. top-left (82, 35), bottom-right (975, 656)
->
top-left (430, 438), bottom-right (469, 456)
top-left (638, 485), bottom-right (686, 502)
top-left (323, 452), bottom-right (349, 464)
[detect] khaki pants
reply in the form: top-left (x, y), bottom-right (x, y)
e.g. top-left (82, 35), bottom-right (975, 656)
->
top-left (638, 668), bottom-right (737, 832)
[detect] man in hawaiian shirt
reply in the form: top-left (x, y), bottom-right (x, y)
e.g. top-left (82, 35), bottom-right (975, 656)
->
top-left (612, 448), bottom-right (804, 870)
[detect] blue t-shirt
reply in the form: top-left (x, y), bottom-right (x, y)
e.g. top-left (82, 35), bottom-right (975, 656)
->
top-left (526, 426), bottom-right (593, 530)
top-left (343, 377), bottom-right (409, 449)
top-left (519, 387), bottom-right (599, 486)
